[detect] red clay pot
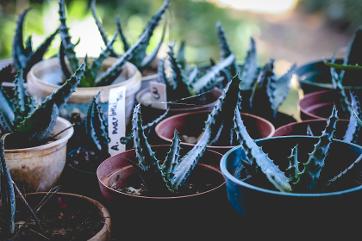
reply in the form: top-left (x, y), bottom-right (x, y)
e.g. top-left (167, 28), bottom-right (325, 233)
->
top-left (274, 119), bottom-right (349, 139)
top-left (155, 111), bottom-right (275, 153)
top-left (299, 90), bottom-right (350, 120)
top-left (96, 145), bottom-right (227, 236)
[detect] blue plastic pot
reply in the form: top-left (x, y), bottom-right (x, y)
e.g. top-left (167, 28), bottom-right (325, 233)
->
top-left (221, 136), bottom-right (362, 219)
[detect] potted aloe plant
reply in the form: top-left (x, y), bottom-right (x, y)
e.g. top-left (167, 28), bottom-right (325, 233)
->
top-left (297, 27), bottom-right (362, 94)
top-left (96, 103), bottom-right (226, 233)
top-left (28, 0), bottom-right (170, 122)
top-left (136, 44), bottom-right (232, 121)
top-left (0, 62), bottom-right (84, 192)
top-left (0, 137), bottom-right (112, 241)
top-left (1, 8), bottom-right (58, 96)
top-left (215, 23), bottom-right (297, 127)
top-left (91, 0), bottom-right (169, 89)
top-left (155, 76), bottom-right (275, 153)
top-left (221, 104), bottom-right (362, 219)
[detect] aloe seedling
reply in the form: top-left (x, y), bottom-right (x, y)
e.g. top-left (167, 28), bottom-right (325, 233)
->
top-left (158, 43), bottom-right (235, 101)
top-left (12, 8), bottom-right (58, 75)
top-left (233, 105), bottom-right (361, 193)
top-left (91, 0), bottom-right (169, 71)
top-left (0, 64), bottom-right (84, 148)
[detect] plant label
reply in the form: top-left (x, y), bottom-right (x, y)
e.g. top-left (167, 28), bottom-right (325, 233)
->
top-left (108, 85), bottom-right (126, 156)
top-left (149, 81), bottom-right (167, 110)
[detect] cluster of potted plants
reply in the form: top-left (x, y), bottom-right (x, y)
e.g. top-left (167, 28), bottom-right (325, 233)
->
top-left (0, 0), bottom-right (361, 239)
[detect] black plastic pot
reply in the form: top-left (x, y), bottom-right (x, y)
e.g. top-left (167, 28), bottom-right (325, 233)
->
top-left (221, 136), bottom-right (362, 220)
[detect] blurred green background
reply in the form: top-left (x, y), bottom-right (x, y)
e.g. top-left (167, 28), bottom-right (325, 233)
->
top-left (1, 0), bottom-right (360, 119)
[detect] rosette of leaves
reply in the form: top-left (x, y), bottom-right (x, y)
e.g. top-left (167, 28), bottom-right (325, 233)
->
top-left (233, 104), bottom-right (362, 193)
top-left (216, 23), bottom-right (297, 122)
top-left (0, 63), bottom-right (85, 149)
top-left (158, 43), bottom-right (235, 101)
top-left (12, 8), bottom-right (58, 76)
top-left (90, 0), bottom-right (169, 71)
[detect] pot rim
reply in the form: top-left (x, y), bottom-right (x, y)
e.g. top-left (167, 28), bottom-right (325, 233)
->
top-left (24, 192), bottom-right (111, 241)
top-left (136, 88), bottom-right (222, 112)
top-left (4, 117), bottom-right (74, 153)
top-left (297, 58), bottom-right (362, 90)
top-left (96, 145), bottom-right (225, 200)
top-left (274, 119), bottom-right (349, 136)
top-left (298, 89), bottom-right (348, 120)
top-left (155, 110), bottom-right (275, 149)
top-left (220, 136), bottom-right (362, 197)
top-left (27, 57), bottom-right (142, 93)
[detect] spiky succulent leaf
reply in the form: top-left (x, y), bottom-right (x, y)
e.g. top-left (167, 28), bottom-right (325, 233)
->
top-left (141, 21), bottom-right (167, 69)
top-left (59, 0), bottom-right (80, 72)
top-left (59, 42), bottom-right (71, 79)
top-left (0, 135), bottom-right (16, 236)
top-left (330, 63), bottom-right (350, 113)
top-left (239, 37), bottom-right (258, 90)
top-left (327, 154), bottom-right (362, 187)
top-left (0, 89), bottom-right (15, 134)
top-left (177, 41), bottom-right (186, 68)
top-left (90, 32), bottom-right (118, 79)
top-left (191, 54), bottom-right (235, 94)
top-left (91, 0), bottom-right (118, 57)
top-left (306, 125), bottom-right (314, 136)
top-left (344, 27), bottom-right (362, 66)
top-left (80, 56), bottom-right (96, 88)
top-left (13, 70), bottom-right (35, 124)
top-left (234, 105), bottom-right (292, 192)
top-left (343, 92), bottom-right (362, 144)
top-left (130, 0), bottom-right (170, 67)
top-left (45, 63), bottom-right (85, 107)
top-left (132, 104), bottom-right (159, 172)
top-left (84, 94), bottom-right (109, 153)
top-left (187, 67), bottom-right (199, 85)
top-left (13, 101), bottom-right (59, 146)
top-left (24, 28), bottom-right (58, 74)
top-left (325, 62), bottom-right (362, 71)
top-left (12, 8), bottom-right (31, 70)
top-left (286, 145), bottom-right (303, 185)
top-left (216, 22), bottom-right (233, 59)
top-left (266, 64), bottom-right (296, 118)
top-left (301, 107), bottom-right (338, 191)
top-left (167, 44), bottom-right (191, 100)
top-left (116, 17), bottom-right (130, 52)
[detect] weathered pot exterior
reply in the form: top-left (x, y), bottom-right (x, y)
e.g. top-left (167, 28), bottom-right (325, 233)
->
top-left (5, 118), bottom-right (73, 192)
top-left (27, 57), bottom-right (142, 123)
top-left (274, 119), bottom-right (350, 139)
top-left (155, 111), bottom-right (275, 153)
top-left (24, 192), bottom-right (111, 241)
top-left (221, 136), bottom-right (362, 219)
top-left (299, 90), bottom-right (350, 120)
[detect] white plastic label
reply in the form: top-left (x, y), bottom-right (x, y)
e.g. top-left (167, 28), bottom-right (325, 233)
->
top-left (108, 86), bottom-right (126, 156)
top-left (149, 81), bottom-right (167, 110)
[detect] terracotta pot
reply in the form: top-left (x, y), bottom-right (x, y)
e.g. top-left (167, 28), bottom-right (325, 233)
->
top-left (155, 111), bottom-right (275, 153)
top-left (96, 145), bottom-right (226, 234)
top-left (27, 57), bottom-right (142, 124)
top-left (5, 118), bottom-right (73, 192)
top-left (299, 90), bottom-right (352, 120)
top-left (136, 88), bottom-right (223, 121)
top-left (221, 136), bottom-right (362, 219)
top-left (22, 192), bottom-right (111, 241)
top-left (274, 119), bottom-right (350, 139)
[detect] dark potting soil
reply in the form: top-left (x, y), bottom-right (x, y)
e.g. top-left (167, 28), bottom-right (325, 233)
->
top-left (108, 167), bottom-right (218, 197)
top-left (0, 195), bottom-right (104, 241)
top-left (67, 147), bottom-right (108, 173)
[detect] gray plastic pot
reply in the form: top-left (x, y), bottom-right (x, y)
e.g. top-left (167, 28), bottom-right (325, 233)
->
top-left (5, 118), bottom-right (74, 192)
